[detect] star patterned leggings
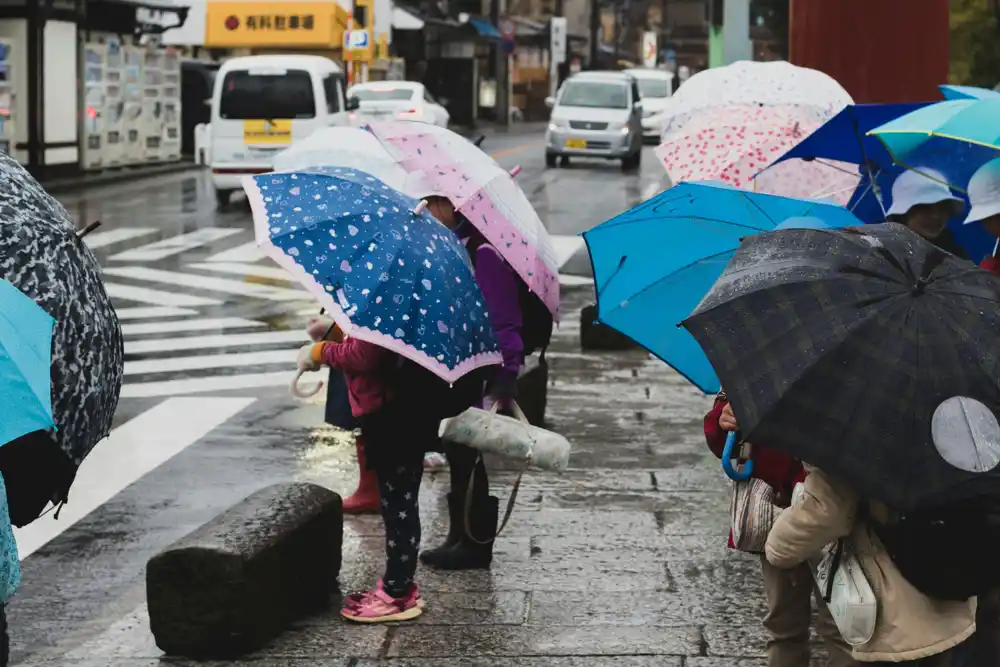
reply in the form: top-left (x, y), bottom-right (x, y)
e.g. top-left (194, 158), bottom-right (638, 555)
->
top-left (375, 460), bottom-right (424, 598)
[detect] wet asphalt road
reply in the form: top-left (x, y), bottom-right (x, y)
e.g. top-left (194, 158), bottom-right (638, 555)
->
top-left (9, 131), bottom-right (794, 665)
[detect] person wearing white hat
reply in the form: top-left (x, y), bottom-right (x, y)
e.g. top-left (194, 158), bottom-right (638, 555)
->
top-left (963, 158), bottom-right (1000, 276)
top-left (886, 169), bottom-right (967, 258)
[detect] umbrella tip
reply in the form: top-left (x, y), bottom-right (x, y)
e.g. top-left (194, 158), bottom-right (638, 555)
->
top-left (509, 165), bottom-right (522, 177)
top-left (76, 220), bottom-right (102, 238)
top-left (413, 199), bottom-right (429, 215)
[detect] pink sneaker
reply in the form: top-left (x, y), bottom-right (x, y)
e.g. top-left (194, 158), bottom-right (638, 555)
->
top-left (341, 580), bottom-right (423, 623)
top-left (344, 586), bottom-right (425, 610)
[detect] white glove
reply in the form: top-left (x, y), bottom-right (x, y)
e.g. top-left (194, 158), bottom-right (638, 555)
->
top-left (297, 343), bottom-right (321, 372)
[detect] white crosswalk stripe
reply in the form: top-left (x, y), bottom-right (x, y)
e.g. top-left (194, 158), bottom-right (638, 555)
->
top-left (104, 266), bottom-right (308, 301)
top-left (109, 227), bottom-right (242, 262)
top-left (120, 317), bottom-right (266, 337)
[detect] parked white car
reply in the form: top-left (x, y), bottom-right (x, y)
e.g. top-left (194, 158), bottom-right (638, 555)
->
top-left (346, 81), bottom-right (450, 127)
top-left (624, 68), bottom-right (673, 142)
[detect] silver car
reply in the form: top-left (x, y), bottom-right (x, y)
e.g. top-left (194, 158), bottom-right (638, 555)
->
top-left (544, 71), bottom-right (644, 171)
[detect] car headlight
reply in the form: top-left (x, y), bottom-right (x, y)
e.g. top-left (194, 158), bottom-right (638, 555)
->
top-left (548, 118), bottom-right (568, 131)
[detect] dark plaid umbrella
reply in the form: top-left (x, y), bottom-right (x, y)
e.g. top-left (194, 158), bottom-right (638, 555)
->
top-left (0, 154), bottom-right (123, 525)
top-left (682, 222), bottom-right (1000, 510)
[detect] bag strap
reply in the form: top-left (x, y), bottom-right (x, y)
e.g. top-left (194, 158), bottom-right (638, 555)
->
top-left (823, 539), bottom-right (845, 602)
top-left (461, 400), bottom-right (533, 544)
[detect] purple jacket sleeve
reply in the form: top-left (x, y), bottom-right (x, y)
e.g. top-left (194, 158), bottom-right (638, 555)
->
top-left (475, 244), bottom-right (524, 383)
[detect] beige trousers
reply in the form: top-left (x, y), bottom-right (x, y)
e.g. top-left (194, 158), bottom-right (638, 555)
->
top-left (760, 554), bottom-right (858, 667)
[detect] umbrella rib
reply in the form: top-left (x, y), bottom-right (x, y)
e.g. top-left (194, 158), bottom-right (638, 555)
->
top-left (598, 248), bottom-right (737, 317)
top-left (595, 212), bottom-right (772, 234)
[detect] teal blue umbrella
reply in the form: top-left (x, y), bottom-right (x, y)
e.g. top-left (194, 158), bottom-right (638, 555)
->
top-left (939, 84), bottom-right (1000, 101)
top-left (0, 278), bottom-right (54, 446)
top-left (868, 99), bottom-right (1000, 191)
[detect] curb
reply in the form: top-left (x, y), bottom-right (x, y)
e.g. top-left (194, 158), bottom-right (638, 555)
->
top-left (42, 162), bottom-right (202, 194)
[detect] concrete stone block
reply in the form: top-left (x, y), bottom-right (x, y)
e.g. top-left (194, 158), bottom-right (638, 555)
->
top-left (579, 304), bottom-right (637, 351)
top-left (145, 483), bottom-right (343, 659)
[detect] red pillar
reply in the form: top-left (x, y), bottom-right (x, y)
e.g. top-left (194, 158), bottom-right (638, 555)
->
top-left (789, 0), bottom-right (949, 103)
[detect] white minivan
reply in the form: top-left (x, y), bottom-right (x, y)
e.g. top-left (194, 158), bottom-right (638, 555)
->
top-left (208, 55), bottom-right (358, 208)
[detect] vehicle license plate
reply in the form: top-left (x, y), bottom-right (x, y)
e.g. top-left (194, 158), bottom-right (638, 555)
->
top-left (564, 138), bottom-right (586, 149)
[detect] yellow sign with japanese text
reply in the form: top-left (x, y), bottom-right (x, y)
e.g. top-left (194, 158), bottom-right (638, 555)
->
top-left (205, 2), bottom-right (348, 48)
top-left (243, 119), bottom-right (293, 144)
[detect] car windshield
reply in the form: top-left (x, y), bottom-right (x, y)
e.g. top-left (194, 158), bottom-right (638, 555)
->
top-left (558, 81), bottom-right (628, 109)
top-left (219, 70), bottom-right (315, 119)
top-left (637, 78), bottom-right (670, 98)
top-left (350, 87), bottom-right (417, 101)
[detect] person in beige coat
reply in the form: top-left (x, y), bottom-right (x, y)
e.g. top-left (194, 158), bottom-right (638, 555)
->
top-left (765, 466), bottom-right (977, 665)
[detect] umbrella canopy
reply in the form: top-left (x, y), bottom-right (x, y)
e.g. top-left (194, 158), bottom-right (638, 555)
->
top-left (0, 278), bottom-right (54, 446)
top-left (244, 167), bottom-right (502, 383)
top-left (365, 121), bottom-right (561, 319)
top-left (939, 84), bottom-right (1000, 101)
top-left (656, 104), bottom-right (858, 203)
top-left (773, 102), bottom-right (995, 261)
top-left (868, 99), bottom-right (1000, 191)
top-left (0, 154), bottom-right (123, 468)
top-left (582, 181), bottom-right (863, 393)
top-left (273, 126), bottom-right (416, 193)
top-left (660, 60), bottom-right (853, 136)
top-left (682, 222), bottom-right (1000, 510)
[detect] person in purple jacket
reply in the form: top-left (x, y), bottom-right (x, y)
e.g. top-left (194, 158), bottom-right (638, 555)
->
top-left (420, 194), bottom-right (524, 570)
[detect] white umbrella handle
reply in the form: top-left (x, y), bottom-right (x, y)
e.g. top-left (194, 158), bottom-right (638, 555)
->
top-left (291, 369), bottom-right (324, 398)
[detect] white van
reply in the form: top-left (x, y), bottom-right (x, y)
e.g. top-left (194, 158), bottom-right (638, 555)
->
top-left (208, 55), bottom-right (358, 208)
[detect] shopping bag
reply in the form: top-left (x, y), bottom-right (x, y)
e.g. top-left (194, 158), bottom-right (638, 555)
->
top-left (730, 476), bottom-right (778, 553)
top-left (793, 483), bottom-right (877, 645)
top-left (439, 401), bottom-right (571, 472)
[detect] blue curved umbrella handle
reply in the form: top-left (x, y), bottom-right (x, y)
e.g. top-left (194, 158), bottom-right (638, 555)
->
top-left (722, 431), bottom-right (754, 481)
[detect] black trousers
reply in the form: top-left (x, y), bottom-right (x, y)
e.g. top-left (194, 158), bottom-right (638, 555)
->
top-left (359, 404), bottom-right (438, 597)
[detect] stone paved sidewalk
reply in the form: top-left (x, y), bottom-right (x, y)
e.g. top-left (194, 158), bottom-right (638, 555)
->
top-left (26, 286), bottom-right (829, 666)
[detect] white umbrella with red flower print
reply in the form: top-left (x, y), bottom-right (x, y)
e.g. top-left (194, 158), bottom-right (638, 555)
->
top-left (365, 121), bottom-right (561, 320)
top-left (656, 104), bottom-right (860, 204)
top-left (660, 60), bottom-right (853, 138)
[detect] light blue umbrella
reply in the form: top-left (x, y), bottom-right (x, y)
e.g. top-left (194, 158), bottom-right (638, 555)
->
top-left (584, 183), bottom-right (862, 481)
top-left (868, 99), bottom-right (1000, 191)
top-left (0, 278), bottom-right (54, 446)
top-left (939, 84), bottom-right (1000, 101)
top-left (582, 181), bottom-right (862, 395)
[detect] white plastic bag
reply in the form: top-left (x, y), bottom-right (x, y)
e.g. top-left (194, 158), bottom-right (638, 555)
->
top-left (439, 401), bottom-right (571, 471)
top-left (792, 483), bottom-right (877, 646)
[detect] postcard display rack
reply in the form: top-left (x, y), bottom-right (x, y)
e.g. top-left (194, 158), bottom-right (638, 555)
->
top-left (103, 38), bottom-right (125, 167)
top-left (141, 48), bottom-right (163, 162)
top-left (161, 48), bottom-right (181, 161)
top-left (122, 44), bottom-right (144, 164)
top-left (81, 42), bottom-right (104, 170)
top-left (0, 40), bottom-right (15, 157)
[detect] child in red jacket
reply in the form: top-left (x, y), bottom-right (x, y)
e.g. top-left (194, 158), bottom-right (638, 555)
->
top-left (704, 392), bottom-right (855, 667)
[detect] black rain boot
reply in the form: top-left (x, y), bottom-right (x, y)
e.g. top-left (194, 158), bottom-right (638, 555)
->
top-left (423, 494), bottom-right (499, 571)
top-left (418, 492), bottom-right (464, 567)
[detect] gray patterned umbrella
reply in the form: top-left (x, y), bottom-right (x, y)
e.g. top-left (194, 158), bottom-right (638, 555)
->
top-left (682, 222), bottom-right (1000, 510)
top-left (0, 154), bottom-right (123, 521)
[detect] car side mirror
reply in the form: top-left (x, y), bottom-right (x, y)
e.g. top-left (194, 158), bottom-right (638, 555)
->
top-left (345, 96), bottom-right (360, 111)
top-left (545, 96), bottom-right (555, 109)
top-left (439, 96), bottom-right (450, 107)
top-left (634, 100), bottom-right (643, 110)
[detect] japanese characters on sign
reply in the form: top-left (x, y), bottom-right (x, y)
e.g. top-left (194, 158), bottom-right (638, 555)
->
top-left (226, 14), bottom-right (316, 31)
